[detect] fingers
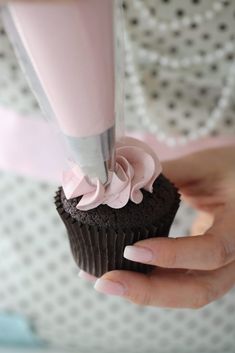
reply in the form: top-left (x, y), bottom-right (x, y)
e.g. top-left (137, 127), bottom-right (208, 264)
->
top-left (191, 212), bottom-right (214, 235)
top-left (94, 261), bottom-right (235, 308)
top-left (162, 148), bottom-right (225, 189)
top-left (79, 205), bottom-right (235, 282)
top-left (124, 230), bottom-right (235, 271)
top-left (123, 203), bottom-right (235, 274)
top-left (162, 159), bottom-right (188, 187)
top-left (162, 155), bottom-right (205, 188)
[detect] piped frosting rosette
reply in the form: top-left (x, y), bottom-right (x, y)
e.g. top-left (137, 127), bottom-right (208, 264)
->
top-left (62, 137), bottom-right (162, 211)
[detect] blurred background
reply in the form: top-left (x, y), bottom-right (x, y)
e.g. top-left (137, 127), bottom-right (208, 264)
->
top-left (0, 1), bottom-right (235, 353)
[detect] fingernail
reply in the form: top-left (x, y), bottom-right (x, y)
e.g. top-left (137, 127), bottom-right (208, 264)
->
top-left (94, 279), bottom-right (126, 297)
top-left (124, 245), bottom-right (153, 263)
top-left (78, 270), bottom-right (97, 282)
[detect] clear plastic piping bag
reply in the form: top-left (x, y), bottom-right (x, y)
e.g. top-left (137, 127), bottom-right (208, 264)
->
top-left (2, 0), bottom-right (125, 185)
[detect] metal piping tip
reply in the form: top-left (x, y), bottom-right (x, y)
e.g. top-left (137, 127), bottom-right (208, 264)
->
top-left (65, 125), bottom-right (116, 185)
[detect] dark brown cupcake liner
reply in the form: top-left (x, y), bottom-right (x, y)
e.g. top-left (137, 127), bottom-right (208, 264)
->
top-left (55, 189), bottom-right (180, 277)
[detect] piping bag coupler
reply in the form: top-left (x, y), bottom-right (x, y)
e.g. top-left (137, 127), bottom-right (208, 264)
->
top-left (2, 0), bottom-right (121, 185)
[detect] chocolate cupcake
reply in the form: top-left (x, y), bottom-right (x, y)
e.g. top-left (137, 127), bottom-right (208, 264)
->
top-left (55, 137), bottom-right (180, 277)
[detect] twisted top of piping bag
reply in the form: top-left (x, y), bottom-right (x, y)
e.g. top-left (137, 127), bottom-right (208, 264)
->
top-left (62, 137), bottom-right (162, 211)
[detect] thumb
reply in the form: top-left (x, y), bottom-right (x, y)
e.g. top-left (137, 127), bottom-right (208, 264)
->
top-left (191, 211), bottom-right (214, 235)
top-left (161, 157), bottom-right (197, 188)
top-left (162, 151), bottom-right (212, 187)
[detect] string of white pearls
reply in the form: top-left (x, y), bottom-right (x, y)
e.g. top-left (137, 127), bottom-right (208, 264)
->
top-left (132, 0), bottom-right (226, 33)
top-left (137, 41), bottom-right (235, 69)
top-left (125, 35), bottom-right (235, 147)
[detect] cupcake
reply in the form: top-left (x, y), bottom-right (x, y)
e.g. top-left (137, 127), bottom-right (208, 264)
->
top-left (55, 137), bottom-right (180, 277)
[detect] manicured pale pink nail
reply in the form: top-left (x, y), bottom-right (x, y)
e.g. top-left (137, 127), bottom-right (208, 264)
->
top-left (78, 270), bottom-right (97, 282)
top-left (124, 245), bottom-right (153, 263)
top-left (94, 279), bottom-right (126, 296)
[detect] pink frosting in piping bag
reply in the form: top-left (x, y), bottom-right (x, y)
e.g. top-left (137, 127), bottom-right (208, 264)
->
top-left (63, 137), bottom-right (162, 211)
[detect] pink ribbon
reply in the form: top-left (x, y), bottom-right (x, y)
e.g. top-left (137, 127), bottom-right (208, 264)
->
top-left (0, 106), bottom-right (234, 182)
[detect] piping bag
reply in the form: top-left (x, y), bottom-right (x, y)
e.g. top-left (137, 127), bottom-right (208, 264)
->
top-left (2, 0), bottom-right (124, 185)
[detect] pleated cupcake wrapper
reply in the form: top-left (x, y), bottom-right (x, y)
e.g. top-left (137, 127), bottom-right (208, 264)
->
top-left (55, 189), bottom-right (179, 277)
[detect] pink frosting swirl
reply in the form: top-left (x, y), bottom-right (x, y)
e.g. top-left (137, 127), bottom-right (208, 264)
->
top-left (62, 137), bottom-right (162, 211)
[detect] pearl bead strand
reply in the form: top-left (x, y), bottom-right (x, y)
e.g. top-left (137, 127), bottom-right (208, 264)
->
top-left (132, 0), bottom-right (226, 33)
top-left (137, 41), bottom-right (235, 69)
top-left (125, 35), bottom-right (235, 147)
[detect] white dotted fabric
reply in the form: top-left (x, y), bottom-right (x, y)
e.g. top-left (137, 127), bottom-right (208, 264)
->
top-left (0, 170), bottom-right (235, 353)
top-left (0, 1), bottom-right (235, 353)
top-left (123, 0), bottom-right (235, 139)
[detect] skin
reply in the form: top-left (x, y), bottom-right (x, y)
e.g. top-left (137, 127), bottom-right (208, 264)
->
top-left (81, 146), bottom-right (235, 309)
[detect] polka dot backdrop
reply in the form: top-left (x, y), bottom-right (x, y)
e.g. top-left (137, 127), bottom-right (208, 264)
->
top-left (0, 170), bottom-right (235, 353)
top-left (0, 1), bottom-right (235, 352)
top-left (122, 0), bottom-right (235, 142)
